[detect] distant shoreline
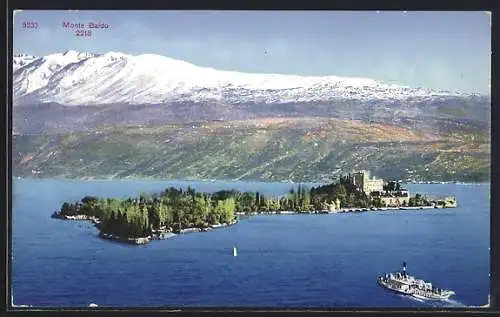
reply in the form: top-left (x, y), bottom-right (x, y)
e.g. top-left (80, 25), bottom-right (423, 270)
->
top-left (13, 176), bottom-right (490, 185)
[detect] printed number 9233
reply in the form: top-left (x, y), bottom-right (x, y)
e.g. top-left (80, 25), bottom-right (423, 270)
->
top-left (22, 21), bottom-right (38, 29)
top-left (75, 30), bottom-right (92, 37)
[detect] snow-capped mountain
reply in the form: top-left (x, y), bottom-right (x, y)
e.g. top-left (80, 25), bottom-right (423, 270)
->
top-left (13, 53), bottom-right (38, 72)
top-left (13, 51), bottom-right (477, 106)
top-left (13, 50), bottom-right (98, 101)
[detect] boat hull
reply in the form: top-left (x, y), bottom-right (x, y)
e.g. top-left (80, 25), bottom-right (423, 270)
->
top-left (411, 292), bottom-right (452, 301)
top-left (377, 277), bottom-right (413, 296)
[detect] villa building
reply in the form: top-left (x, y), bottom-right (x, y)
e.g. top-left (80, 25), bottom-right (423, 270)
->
top-left (379, 188), bottom-right (410, 207)
top-left (380, 196), bottom-right (410, 207)
top-left (347, 170), bottom-right (384, 195)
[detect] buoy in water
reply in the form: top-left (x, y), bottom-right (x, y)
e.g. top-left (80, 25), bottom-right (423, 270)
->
top-left (233, 246), bottom-right (238, 257)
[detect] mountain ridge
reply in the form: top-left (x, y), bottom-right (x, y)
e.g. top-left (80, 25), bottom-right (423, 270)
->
top-left (13, 51), bottom-right (486, 107)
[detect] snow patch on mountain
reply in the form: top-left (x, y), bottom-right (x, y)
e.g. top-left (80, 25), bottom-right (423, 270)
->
top-left (13, 50), bottom-right (98, 100)
top-left (13, 51), bottom-right (474, 106)
top-left (13, 53), bottom-right (38, 72)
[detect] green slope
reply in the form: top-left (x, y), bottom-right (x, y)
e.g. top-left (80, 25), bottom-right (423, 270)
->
top-left (12, 117), bottom-right (490, 183)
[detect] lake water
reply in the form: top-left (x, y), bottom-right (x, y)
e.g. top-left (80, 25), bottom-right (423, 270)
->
top-left (11, 179), bottom-right (490, 308)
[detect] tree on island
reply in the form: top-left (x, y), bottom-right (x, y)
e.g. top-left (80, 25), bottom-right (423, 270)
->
top-left (383, 181), bottom-right (397, 193)
top-left (395, 182), bottom-right (401, 192)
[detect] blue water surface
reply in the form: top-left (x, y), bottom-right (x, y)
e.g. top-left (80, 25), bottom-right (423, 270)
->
top-left (11, 179), bottom-right (490, 308)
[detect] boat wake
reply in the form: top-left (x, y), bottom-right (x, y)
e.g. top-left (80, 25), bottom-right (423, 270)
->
top-left (398, 294), bottom-right (466, 307)
top-left (433, 298), bottom-right (467, 308)
top-left (442, 299), bottom-right (467, 307)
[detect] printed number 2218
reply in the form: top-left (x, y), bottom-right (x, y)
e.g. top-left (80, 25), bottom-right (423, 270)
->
top-left (76, 30), bottom-right (92, 37)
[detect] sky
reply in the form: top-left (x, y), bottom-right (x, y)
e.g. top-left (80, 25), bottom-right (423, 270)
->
top-left (13, 10), bottom-right (491, 94)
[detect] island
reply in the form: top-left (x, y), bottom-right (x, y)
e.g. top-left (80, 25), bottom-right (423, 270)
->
top-left (51, 170), bottom-right (457, 245)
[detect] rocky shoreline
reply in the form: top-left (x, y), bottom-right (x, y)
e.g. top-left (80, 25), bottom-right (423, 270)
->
top-left (235, 204), bottom-right (454, 216)
top-left (51, 211), bottom-right (239, 245)
top-left (99, 232), bottom-right (154, 245)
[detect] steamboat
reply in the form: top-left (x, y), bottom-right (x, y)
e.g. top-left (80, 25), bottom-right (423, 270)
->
top-left (377, 262), bottom-right (455, 300)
